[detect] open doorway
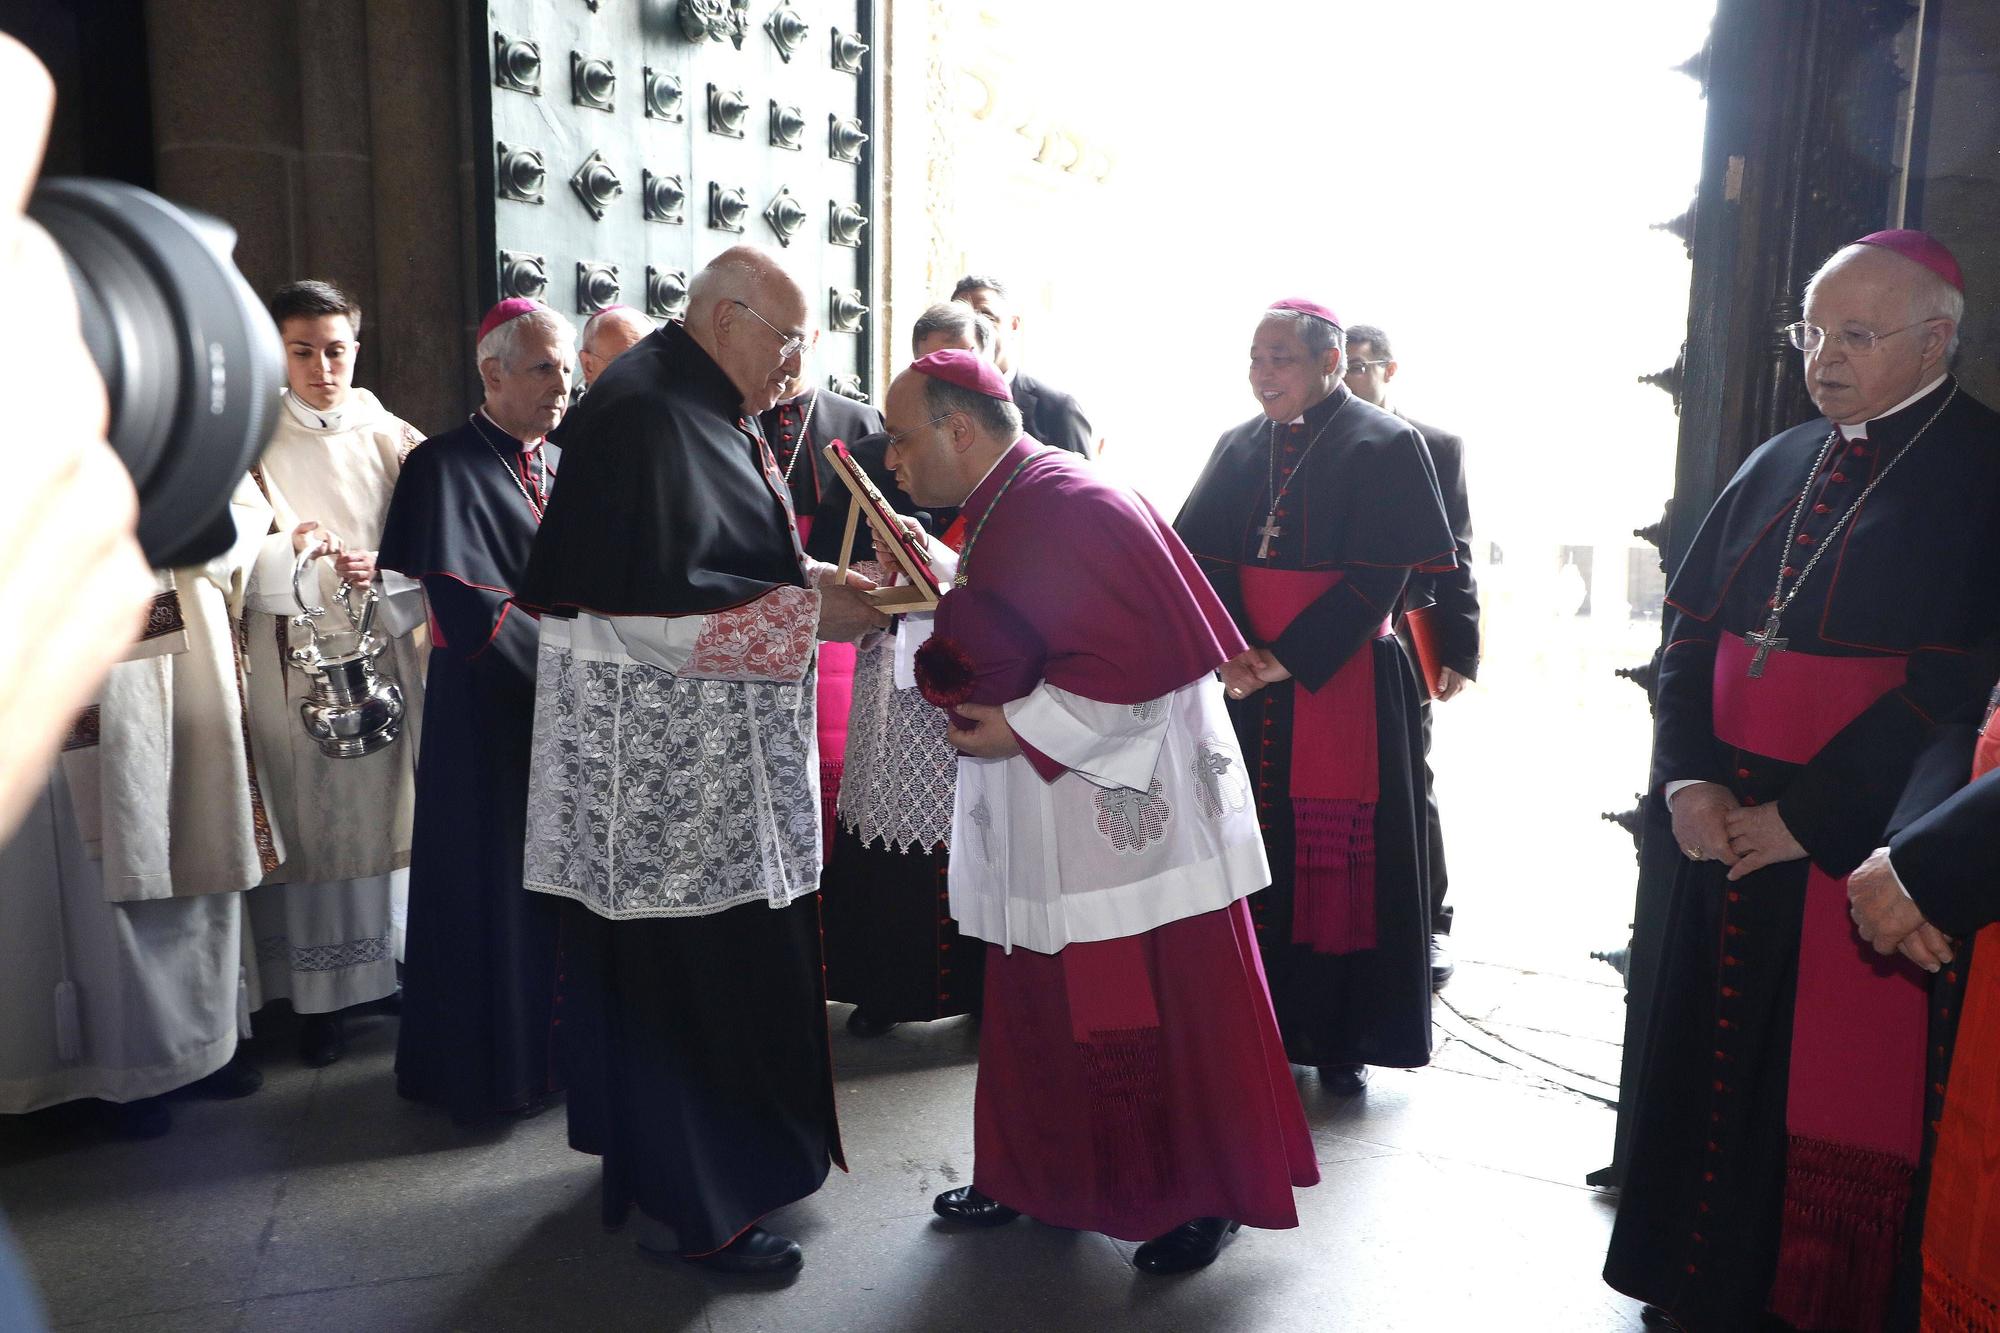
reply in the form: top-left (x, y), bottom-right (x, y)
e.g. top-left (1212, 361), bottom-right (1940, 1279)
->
top-left (911, 0), bottom-right (1717, 1090)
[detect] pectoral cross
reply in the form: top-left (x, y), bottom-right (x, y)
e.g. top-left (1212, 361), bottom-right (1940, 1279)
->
top-left (1256, 516), bottom-right (1282, 561)
top-left (1743, 610), bottom-right (1788, 678)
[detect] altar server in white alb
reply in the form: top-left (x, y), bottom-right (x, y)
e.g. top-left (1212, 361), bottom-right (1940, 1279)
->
top-left (0, 533), bottom-right (273, 1133)
top-left (237, 280), bottom-right (427, 1067)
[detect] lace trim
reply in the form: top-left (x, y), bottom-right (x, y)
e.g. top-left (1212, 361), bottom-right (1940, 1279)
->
top-left (836, 638), bottom-right (957, 851)
top-left (256, 933), bottom-right (390, 972)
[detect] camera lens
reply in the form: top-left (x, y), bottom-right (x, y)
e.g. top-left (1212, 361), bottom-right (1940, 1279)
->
top-left (28, 178), bottom-right (281, 569)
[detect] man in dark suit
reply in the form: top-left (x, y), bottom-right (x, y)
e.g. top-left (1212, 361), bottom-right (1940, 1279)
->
top-left (952, 274), bottom-right (1094, 456)
top-left (1345, 323), bottom-right (1479, 989)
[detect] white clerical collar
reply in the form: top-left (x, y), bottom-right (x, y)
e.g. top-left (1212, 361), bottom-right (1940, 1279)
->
top-left (1837, 374), bottom-right (1949, 440)
top-left (478, 408), bottom-right (544, 454)
top-left (282, 389), bottom-right (351, 432)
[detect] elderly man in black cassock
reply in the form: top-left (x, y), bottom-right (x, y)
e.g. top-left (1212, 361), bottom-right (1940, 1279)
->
top-left (1603, 230), bottom-right (2000, 1333)
top-left (1175, 298), bottom-right (1456, 1098)
top-left (517, 245), bottom-right (886, 1274)
top-left (377, 299), bottom-right (573, 1125)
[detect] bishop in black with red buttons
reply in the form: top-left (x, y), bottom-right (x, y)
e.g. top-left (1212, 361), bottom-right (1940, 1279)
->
top-left (1605, 231), bottom-right (2000, 1333)
top-left (1175, 298), bottom-right (1455, 1095)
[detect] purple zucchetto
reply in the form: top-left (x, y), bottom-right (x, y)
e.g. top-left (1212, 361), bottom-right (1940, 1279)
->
top-left (911, 348), bottom-right (1014, 401)
top-left (1853, 229), bottom-right (1965, 292)
top-left (1266, 297), bottom-right (1343, 329)
top-left (478, 297), bottom-right (546, 343)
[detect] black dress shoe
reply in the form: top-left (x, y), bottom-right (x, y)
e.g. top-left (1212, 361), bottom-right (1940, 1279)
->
top-left (1318, 1063), bottom-right (1370, 1095)
top-left (846, 1007), bottom-right (901, 1038)
top-left (1430, 934), bottom-right (1455, 991)
top-left (189, 1051), bottom-right (263, 1099)
top-left (1639, 1307), bottom-right (1685, 1331)
top-left (681, 1226), bottom-right (802, 1274)
top-left (1133, 1217), bottom-right (1241, 1274)
top-left (932, 1186), bottom-right (1021, 1227)
top-left (298, 1012), bottom-right (346, 1068)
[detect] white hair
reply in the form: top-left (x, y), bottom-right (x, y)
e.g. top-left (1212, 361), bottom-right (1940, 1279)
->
top-left (478, 307), bottom-right (577, 371)
top-left (1804, 243), bottom-right (1964, 359)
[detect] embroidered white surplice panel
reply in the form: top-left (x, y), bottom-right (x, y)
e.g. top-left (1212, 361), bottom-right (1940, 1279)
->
top-left (523, 597), bottom-right (822, 921)
top-left (949, 676), bottom-right (1268, 955)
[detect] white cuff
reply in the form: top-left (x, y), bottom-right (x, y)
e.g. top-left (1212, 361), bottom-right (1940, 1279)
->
top-left (1663, 779), bottom-right (1705, 809)
top-left (1002, 682), bottom-right (1172, 791)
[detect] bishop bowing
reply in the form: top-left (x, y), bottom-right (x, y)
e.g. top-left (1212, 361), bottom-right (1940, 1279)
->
top-left (1175, 298), bottom-right (1456, 1096)
top-left (894, 350), bottom-right (1316, 1275)
top-left (1603, 230), bottom-right (2000, 1332)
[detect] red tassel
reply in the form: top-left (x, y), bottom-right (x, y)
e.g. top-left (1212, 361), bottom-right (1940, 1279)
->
top-left (915, 635), bottom-right (976, 708)
top-left (1767, 1133), bottom-right (1913, 1332)
top-left (1291, 798), bottom-right (1377, 954)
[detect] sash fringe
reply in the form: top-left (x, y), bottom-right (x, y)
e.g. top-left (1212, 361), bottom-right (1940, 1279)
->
top-left (1079, 1026), bottom-right (1173, 1216)
top-left (1767, 1133), bottom-right (1913, 1332)
top-left (1291, 797), bottom-right (1376, 954)
top-left (819, 757), bottom-right (843, 860)
top-left (1923, 1247), bottom-right (2000, 1332)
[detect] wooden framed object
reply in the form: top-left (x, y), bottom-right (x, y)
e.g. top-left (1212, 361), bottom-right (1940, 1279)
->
top-left (823, 439), bottom-right (941, 612)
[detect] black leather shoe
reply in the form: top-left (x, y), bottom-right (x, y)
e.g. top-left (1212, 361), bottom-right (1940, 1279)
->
top-left (298, 1012), bottom-right (346, 1068)
top-left (1318, 1063), bottom-right (1370, 1095)
top-left (1133, 1217), bottom-right (1241, 1274)
top-left (932, 1186), bottom-right (1020, 1227)
top-left (1430, 934), bottom-right (1455, 991)
top-left (190, 1051), bottom-right (263, 1098)
top-left (682, 1226), bottom-right (802, 1274)
top-left (846, 1007), bottom-right (901, 1038)
top-left (1639, 1307), bottom-right (1685, 1331)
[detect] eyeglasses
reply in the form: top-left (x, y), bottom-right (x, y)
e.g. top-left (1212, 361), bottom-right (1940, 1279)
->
top-left (884, 412), bottom-right (957, 448)
top-left (1784, 320), bottom-right (1930, 355)
top-left (1344, 358), bottom-right (1389, 376)
top-left (730, 299), bottom-right (817, 361)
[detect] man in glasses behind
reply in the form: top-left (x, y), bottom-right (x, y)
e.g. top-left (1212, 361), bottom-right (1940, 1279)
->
top-left (1604, 230), bottom-right (2000, 1332)
top-left (1342, 323), bottom-right (1479, 993)
top-left (516, 246), bottom-right (887, 1274)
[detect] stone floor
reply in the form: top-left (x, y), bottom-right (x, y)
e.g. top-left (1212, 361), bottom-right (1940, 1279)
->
top-left (0, 984), bottom-right (1648, 1333)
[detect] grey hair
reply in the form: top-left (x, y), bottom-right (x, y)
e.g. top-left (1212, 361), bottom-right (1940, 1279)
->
top-left (911, 301), bottom-right (994, 356)
top-left (1804, 243), bottom-right (1965, 359)
top-left (1345, 322), bottom-right (1393, 360)
top-left (1260, 308), bottom-right (1345, 364)
top-left (478, 307), bottom-right (577, 370)
top-left (922, 376), bottom-right (1023, 441)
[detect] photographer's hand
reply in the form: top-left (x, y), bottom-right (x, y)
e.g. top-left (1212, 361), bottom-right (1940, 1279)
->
top-left (0, 36), bottom-right (153, 841)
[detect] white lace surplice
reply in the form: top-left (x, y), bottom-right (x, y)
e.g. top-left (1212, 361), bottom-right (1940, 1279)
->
top-left (951, 675), bottom-right (1270, 955)
top-left (524, 585), bottom-right (823, 920)
top-left (837, 632), bottom-right (957, 853)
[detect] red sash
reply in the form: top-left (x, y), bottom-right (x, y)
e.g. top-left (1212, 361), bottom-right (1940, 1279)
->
top-left (1239, 566), bottom-right (1390, 954)
top-left (1712, 636), bottom-right (1928, 1329)
top-left (1920, 684), bottom-right (2000, 1330)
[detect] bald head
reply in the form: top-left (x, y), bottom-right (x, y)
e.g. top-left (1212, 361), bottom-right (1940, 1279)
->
top-left (1800, 243), bottom-right (1962, 425)
top-left (686, 246), bottom-right (814, 412)
top-left (578, 305), bottom-right (652, 387)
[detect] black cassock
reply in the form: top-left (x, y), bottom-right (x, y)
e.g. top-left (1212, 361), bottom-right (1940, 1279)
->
top-left (1604, 377), bottom-right (2000, 1331)
top-left (518, 324), bottom-right (842, 1253)
top-left (1397, 414), bottom-right (1479, 937)
top-left (1176, 387), bottom-right (1454, 1069)
top-left (377, 417), bottom-right (561, 1121)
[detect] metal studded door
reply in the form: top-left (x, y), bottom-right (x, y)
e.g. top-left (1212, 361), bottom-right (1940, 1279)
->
top-left (473, 0), bottom-right (878, 400)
